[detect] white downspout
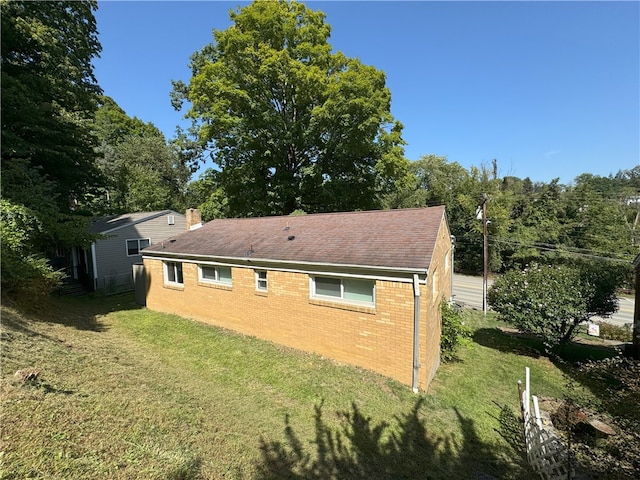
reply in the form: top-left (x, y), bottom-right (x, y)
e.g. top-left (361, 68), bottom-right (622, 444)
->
top-left (412, 273), bottom-right (421, 393)
top-left (91, 242), bottom-right (98, 291)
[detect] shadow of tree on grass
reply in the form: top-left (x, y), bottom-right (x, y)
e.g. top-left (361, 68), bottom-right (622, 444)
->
top-left (255, 398), bottom-right (529, 480)
top-left (473, 327), bottom-right (619, 363)
top-left (3, 291), bottom-right (142, 333)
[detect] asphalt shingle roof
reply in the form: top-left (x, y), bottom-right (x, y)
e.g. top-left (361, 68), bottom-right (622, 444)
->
top-left (143, 206), bottom-right (447, 271)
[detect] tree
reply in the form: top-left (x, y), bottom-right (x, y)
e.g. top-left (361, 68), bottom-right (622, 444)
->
top-left (93, 96), bottom-right (163, 147)
top-left (185, 169), bottom-right (229, 221)
top-left (110, 136), bottom-right (190, 213)
top-left (487, 261), bottom-right (623, 350)
top-left (1, 0), bottom-right (103, 210)
top-left (1, 1), bottom-right (102, 297)
top-left (501, 179), bottom-right (567, 269)
top-left (172, 0), bottom-right (409, 216)
top-left (91, 96), bottom-right (191, 214)
top-left (565, 173), bottom-right (638, 254)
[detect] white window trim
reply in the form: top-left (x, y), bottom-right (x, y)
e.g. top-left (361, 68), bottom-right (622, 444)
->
top-left (310, 275), bottom-right (375, 307)
top-left (198, 264), bottom-right (232, 286)
top-left (255, 270), bottom-right (268, 292)
top-left (164, 261), bottom-right (183, 286)
top-left (126, 238), bottom-right (151, 257)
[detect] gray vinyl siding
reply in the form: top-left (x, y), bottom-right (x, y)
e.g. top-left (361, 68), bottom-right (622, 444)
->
top-left (94, 212), bottom-right (186, 293)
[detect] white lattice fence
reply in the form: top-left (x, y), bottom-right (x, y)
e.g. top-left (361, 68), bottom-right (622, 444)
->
top-left (519, 367), bottom-right (572, 480)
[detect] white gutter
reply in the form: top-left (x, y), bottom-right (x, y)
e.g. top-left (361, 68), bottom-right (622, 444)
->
top-left (91, 242), bottom-right (98, 291)
top-left (141, 251), bottom-right (430, 278)
top-left (412, 273), bottom-right (421, 393)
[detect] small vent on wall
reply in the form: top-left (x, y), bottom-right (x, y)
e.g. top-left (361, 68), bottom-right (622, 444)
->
top-left (168, 215), bottom-right (175, 225)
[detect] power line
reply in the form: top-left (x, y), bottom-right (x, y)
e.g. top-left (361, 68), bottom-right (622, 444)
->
top-left (488, 237), bottom-right (633, 263)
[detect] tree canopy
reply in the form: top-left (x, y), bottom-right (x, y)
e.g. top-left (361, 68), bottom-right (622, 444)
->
top-left (1, 0), bottom-right (103, 210)
top-left (91, 96), bottom-right (190, 214)
top-left (172, 0), bottom-right (409, 216)
top-left (1, 0), bottom-right (102, 298)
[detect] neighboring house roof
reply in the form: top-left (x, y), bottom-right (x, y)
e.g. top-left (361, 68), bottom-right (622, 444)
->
top-left (143, 206), bottom-right (448, 272)
top-left (89, 210), bottom-right (183, 235)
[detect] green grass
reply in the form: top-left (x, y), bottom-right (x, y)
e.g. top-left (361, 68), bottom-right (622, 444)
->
top-left (1, 295), bottom-right (617, 479)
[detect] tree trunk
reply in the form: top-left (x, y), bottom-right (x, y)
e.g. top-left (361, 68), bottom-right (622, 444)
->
top-left (560, 320), bottom-right (580, 346)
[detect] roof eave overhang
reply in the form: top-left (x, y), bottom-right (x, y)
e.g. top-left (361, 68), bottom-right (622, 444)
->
top-left (141, 250), bottom-right (429, 277)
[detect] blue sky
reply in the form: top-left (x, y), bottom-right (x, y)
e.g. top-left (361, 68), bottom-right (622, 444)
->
top-left (93, 1), bottom-right (639, 184)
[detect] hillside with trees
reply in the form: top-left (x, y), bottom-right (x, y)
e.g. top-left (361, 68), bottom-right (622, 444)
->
top-left (1, 0), bottom-right (637, 301)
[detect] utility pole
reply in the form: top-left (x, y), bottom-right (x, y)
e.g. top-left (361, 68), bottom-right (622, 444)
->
top-left (482, 193), bottom-right (488, 316)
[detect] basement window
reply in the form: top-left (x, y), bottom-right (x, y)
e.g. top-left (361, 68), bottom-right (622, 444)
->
top-left (310, 276), bottom-right (375, 306)
top-left (164, 261), bottom-right (183, 285)
top-left (199, 265), bottom-right (232, 285)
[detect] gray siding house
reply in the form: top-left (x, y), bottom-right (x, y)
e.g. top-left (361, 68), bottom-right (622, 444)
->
top-left (75, 210), bottom-right (186, 293)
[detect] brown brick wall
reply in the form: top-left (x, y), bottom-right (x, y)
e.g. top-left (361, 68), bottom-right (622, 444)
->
top-left (143, 217), bottom-right (451, 390)
top-left (420, 217), bottom-right (452, 389)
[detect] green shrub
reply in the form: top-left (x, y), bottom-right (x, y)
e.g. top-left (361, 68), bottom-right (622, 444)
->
top-left (0, 199), bottom-right (64, 300)
top-left (440, 300), bottom-right (472, 362)
top-left (596, 322), bottom-right (633, 342)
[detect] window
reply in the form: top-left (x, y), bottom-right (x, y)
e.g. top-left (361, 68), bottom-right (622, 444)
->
top-left (126, 238), bottom-right (150, 256)
top-left (165, 261), bottom-right (183, 285)
top-left (311, 276), bottom-right (375, 306)
top-left (199, 265), bottom-right (232, 285)
top-left (167, 215), bottom-right (175, 225)
top-left (255, 270), bottom-right (268, 291)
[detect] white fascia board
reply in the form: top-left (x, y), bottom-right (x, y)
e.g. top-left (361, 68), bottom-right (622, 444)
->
top-left (142, 252), bottom-right (429, 284)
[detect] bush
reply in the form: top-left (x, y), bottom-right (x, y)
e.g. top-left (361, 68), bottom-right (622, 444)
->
top-left (0, 199), bottom-right (64, 300)
top-left (595, 322), bottom-right (633, 342)
top-left (440, 300), bottom-right (472, 362)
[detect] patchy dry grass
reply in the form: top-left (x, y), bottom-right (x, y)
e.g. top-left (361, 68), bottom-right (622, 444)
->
top-left (1, 295), bottom-right (612, 479)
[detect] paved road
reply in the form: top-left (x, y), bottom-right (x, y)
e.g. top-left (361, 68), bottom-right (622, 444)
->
top-left (452, 273), bottom-right (635, 327)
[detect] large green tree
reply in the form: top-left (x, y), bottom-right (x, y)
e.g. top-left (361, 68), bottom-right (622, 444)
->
top-left (110, 136), bottom-right (190, 213)
top-left (172, 0), bottom-right (409, 216)
top-left (91, 96), bottom-right (190, 214)
top-left (185, 168), bottom-right (229, 221)
top-left (1, 0), bottom-right (103, 210)
top-left (1, 0), bottom-right (102, 298)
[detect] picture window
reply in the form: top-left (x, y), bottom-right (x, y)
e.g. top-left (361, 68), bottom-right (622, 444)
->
top-left (199, 265), bottom-right (232, 285)
top-left (311, 276), bottom-right (375, 306)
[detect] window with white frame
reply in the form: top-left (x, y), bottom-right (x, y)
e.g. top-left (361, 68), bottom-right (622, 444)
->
top-left (311, 276), bottom-right (375, 306)
top-left (199, 265), bottom-right (232, 285)
top-left (164, 261), bottom-right (183, 285)
top-left (255, 270), bottom-right (268, 291)
top-left (126, 238), bottom-right (151, 256)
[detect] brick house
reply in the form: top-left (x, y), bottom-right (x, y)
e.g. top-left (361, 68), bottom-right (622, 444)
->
top-left (142, 206), bottom-right (452, 391)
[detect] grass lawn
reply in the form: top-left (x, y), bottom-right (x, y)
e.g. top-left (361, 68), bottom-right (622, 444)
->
top-left (1, 294), bottom-right (616, 479)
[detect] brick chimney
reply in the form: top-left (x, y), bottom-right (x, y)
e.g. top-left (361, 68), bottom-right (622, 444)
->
top-left (186, 208), bottom-right (202, 231)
